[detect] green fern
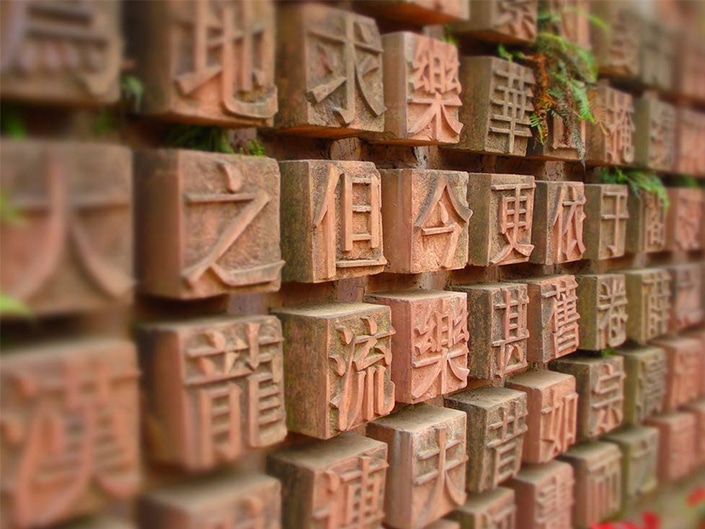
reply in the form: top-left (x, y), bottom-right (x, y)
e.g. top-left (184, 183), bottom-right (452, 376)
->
top-left (498, 43), bottom-right (515, 62)
top-left (0, 293), bottom-right (31, 317)
top-left (0, 107), bottom-right (27, 139)
top-left (598, 168), bottom-right (669, 209)
top-left (166, 125), bottom-right (235, 154)
top-left (669, 175), bottom-right (699, 188)
top-left (442, 25), bottom-right (459, 47)
top-left (121, 74), bottom-right (144, 113)
top-left (600, 347), bottom-right (618, 357)
top-left (240, 139), bottom-right (266, 156)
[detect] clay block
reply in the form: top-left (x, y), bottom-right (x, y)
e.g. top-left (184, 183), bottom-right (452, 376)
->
top-left (617, 345), bottom-right (667, 425)
top-left (505, 460), bottom-right (574, 529)
top-left (506, 370), bottom-right (578, 464)
top-left (445, 387), bottom-right (528, 493)
top-left (676, 32), bottom-right (705, 103)
top-left (275, 4), bottom-right (385, 136)
top-left (0, 0), bottom-right (121, 105)
top-left (644, 412), bottom-right (696, 482)
top-left (676, 108), bottom-right (705, 176)
top-left (669, 264), bottom-right (704, 331)
top-left (583, 184), bottom-right (629, 261)
top-left (540, 0), bottom-right (590, 49)
top-left (527, 116), bottom-right (586, 161)
top-left (273, 303), bottom-right (394, 439)
top-left (575, 274), bottom-right (628, 351)
top-left (425, 520), bottom-right (460, 529)
top-left (280, 160), bottom-right (386, 283)
top-left (686, 329), bottom-right (705, 396)
top-left (453, 0), bottom-right (538, 44)
top-left (637, 17), bottom-right (675, 92)
top-left (367, 404), bottom-right (468, 529)
top-left (530, 181), bottom-right (586, 265)
top-left (446, 487), bottom-right (516, 529)
top-left (129, 0), bottom-right (277, 127)
top-left (625, 188), bottom-right (667, 254)
top-left (602, 426), bottom-right (659, 505)
top-left (559, 442), bottom-right (622, 529)
top-left (365, 290), bottom-right (469, 404)
top-left (267, 433), bottom-right (388, 529)
top-left (651, 336), bottom-right (703, 411)
top-left (0, 140), bottom-right (133, 315)
top-left (550, 355), bottom-right (625, 441)
top-left (521, 275), bottom-right (580, 363)
top-left (139, 472), bottom-right (280, 529)
top-left (466, 173), bottom-right (536, 266)
top-left (379, 169), bottom-right (471, 274)
top-left (137, 315), bottom-right (286, 470)
top-left (586, 86), bottom-right (635, 165)
top-left (134, 149), bottom-right (282, 299)
top-left (357, 0), bottom-right (469, 24)
top-left (624, 268), bottom-right (671, 343)
top-left (452, 58), bottom-right (536, 156)
top-left (590, 1), bottom-right (640, 78)
top-left (633, 98), bottom-right (677, 172)
top-left (683, 399), bottom-right (705, 468)
top-left (375, 33), bottom-right (463, 145)
top-left (0, 340), bottom-right (140, 529)
top-left (451, 283), bottom-right (529, 380)
top-left (665, 187), bottom-right (704, 252)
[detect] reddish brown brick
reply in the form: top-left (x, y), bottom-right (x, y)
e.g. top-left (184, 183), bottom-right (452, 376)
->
top-left (633, 98), bottom-right (676, 172)
top-left (636, 17), bottom-right (676, 92)
top-left (677, 108), bottom-right (705, 177)
top-left (446, 487), bottom-right (516, 529)
top-left (452, 0), bottom-right (538, 44)
top-left (685, 329), bottom-right (705, 397)
top-left (527, 116), bottom-right (586, 161)
top-left (675, 31), bottom-right (705, 103)
top-left (586, 85), bottom-right (635, 166)
top-left (357, 0), bottom-right (469, 24)
top-left (425, 520), bottom-right (461, 529)
top-left (624, 268), bottom-right (671, 343)
top-left (669, 264), bottom-right (704, 332)
top-left (590, 1), bottom-right (640, 78)
top-left (651, 336), bottom-right (703, 411)
top-left (602, 426), bottom-right (659, 506)
top-left (617, 344), bottom-right (667, 425)
top-left (683, 399), bottom-right (705, 468)
top-left (665, 187), bottom-right (704, 252)
top-left (644, 412), bottom-right (696, 482)
top-left (583, 184), bottom-right (629, 261)
top-left (540, 0), bottom-right (591, 49)
top-left (576, 274), bottom-right (628, 351)
top-left (625, 187), bottom-right (667, 254)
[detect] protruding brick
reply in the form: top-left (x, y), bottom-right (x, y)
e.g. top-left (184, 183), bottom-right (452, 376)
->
top-left (466, 173), bottom-right (536, 266)
top-left (0, 140), bottom-right (133, 315)
top-left (590, 1), bottom-right (640, 78)
top-left (452, 283), bottom-right (529, 380)
top-left (651, 336), bottom-right (703, 411)
top-left (583, 184), bottom-right (629, 261)
top-left (586, 85), bottom-right (635, 165)
top-left (559, 442), bottom-right (622, 529)
top-left (669, 264), bottom-right (704, 331)
top-left (452, 0), bottom-right (538, 44)
top-left (275, 4), bottom-right (385, 136)
top-left (527, 115), bottom-right (586, 161)
top-left (625, 188), bottom-right (667, 254)
top-left (616, 344), bottom-right (667, 426)
top-left (677, 108), bottom-right (705, 176)
top-left (665, 187), bottom-right (704, 252)
top-left (367, 405), bottom-right (468, 529)
top-left (357, 0), bottom-right (469, 24)
top-left (365, 290), bottom-right (469, 404)
top-left (445, 388), bottom-right (528, 493)
top-left (636, 17), bottom-right (675, 92)
top-left (380, 169), bottom-right (471, 274)
top-left (273, 303), bottom-right (395, 439)
top-left (506, 370), bottom-right (578, 464)
top-left (683, 399), bottom-right (705, 468)
top-left (633, 98), bottom-right (676, 172)
top-left (644, 412), bottom-right (696, 482)
top-left (602, 426), bottom-right (659, 506)
top-left (137, 315), bottom-right (286, 470)
top-left (139, 472), bottom-right (280, 529)
top-left (686, 329), bottom-right (705, 396)
top-left (624, 268), bottom-right (671, 343)
top-left (521, 275), bottom-right (580, 364)
top-left (446, 488), bottom-right (516, 529)
top-left (134, 149), bottom-right (283, 299)
top-left (675, 31), bottom-right (705, 103)
top-left (0, 340), bottom-right (140, 529)
top-left (267, 433), bottom-right (388, 529)
top-left (280, 160), bottom-right (386, 283)
top-left (540, 0), bottom-right (591, 49)
top-left (575, 274), bottom-right (628, 351)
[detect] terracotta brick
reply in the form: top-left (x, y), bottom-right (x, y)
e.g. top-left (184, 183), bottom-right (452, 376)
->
top-left (134, 149), bottom-right (282, 299)
top-left (521, 275), bottom-right (580, 364)
top-left (506, 370), bottom-right (578, 464)
top-left (446, 487), bottom-right (516, 529)
top-left (0, 340), bottom-right (140, 529)
top-left (575, 274), bottom-right (628, 351)
top-left (590, 1), bottom-right (640, 78)
top-left (550, 355), bottom-right (625, 441)
top-left (683, 399), bottom-right (705, 468)
top-left (583, 184), bottom-right (629, 261)
top-left (379, 169), bottom-right (471, 274)
top-left (559, 442), bottom-right (622, 529)
top-left (451, 283), bottom-right (529, 381)
top-left (624, 268), bottom-right (671, 343)
top-left (139, 472), bottom-right (280, 529)
top-left (636, 17), bottom-right (676, 92)
top-left (367, 404), bottom-right (467, 529)
top-left (669, 264), bottom-right (704, 332)
top-left (375, 33), bottom-right (463, 145)
top-left (273, 303), bottom-right (395, 439)
top-left (651, 336), bottom-right (703, 411)
top-left (357, 0), bottom-right (469, 24)
top-left (625, 188), bottom-right (667, 254)
top-left (275, 4), bottom-right (384, 136)
top-left (452, 0), bottom-right (538, 44)
top-left (644, 412), bottom-right (696, 482)
top-left (676, 32), bottom-right (705, 103)
top-left (452, 58), bottom-right (535, 156)
top-left (685, 329), bottom-right (705, 396)
top-left (267, 433), bottom-right (388, 529)
top-left (527, 116), bottom-right (586, 161)
top-left (365, 290), bottom-right (469, 404)
top-left (633, 98), bottom-right (677, 172)
top-left (280, 160), bottom-right (386, 283)
top-left (586, 85), bottom-right (636, 166)
top-left (425, 520), bottom-right (461, 529)
top-left (530, 181), bottom-right (586, 265)
top-left (60, 517), bottom-right (134, 529)
top-left (0, 140), bottom-right (133, 315)
top-left (444, 387), bottom-right (528, 493)
top-left (617, 345), bottom-right (667, 425)
top-left (676, 108), bottom-right (705, 176)
top-left (466, 173), bottom-right (536, 266)
top-left (602, 426), bottom-right (659, 506)
top-left (129, 0), bottom-right (277, 127)
top-left (137, 315), bottom-right (286, 471)
top-left (505, 460), bottom-right (574, 529)
top-left (665, 188), bottom-right (704, 252)
top-left (0, 0), bottom-right (121, 105)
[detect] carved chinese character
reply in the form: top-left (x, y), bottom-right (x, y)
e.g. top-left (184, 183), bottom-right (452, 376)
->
top-left (617, 345), bottom-right (667, 426)
top-left (587, 86), bottom-right (635, 165)
top-left (541, 0), bottom-right (591, 48)
top-left (583, 184), bottom-right (629, 261)
top-left (683, 399), bottom-right (705, 468)
top-left (651, 336), bottom-right (703, 411)
top-left (686, 329), bottom-right (705, 397)
top-left (447, 487), bottom-right (516, 529)
top-left (268, 433), bottom-right (388, 529)
top-left (0, 0), bottom-right (121, 104)
top-left (275, 4), bottom-right (384, 136)
top-left (626, 186), bottom-right (667, 254)
top-left (669, 264), bottom-right (704, 332)
top-left (356, 0), bottom-right (469, 24)
top-left (280, 160), bottom-right (386, 283)
top-left (0, 340), bottom-right (140, 528)
top-left (591, 1), bottom-right (640, 78)
top-left (134, 150), bottom-right (282, 299)
top-left (138, 472), bottom-right (280, 529)
top-left (676, 32), bottom-right (705, 102)
top-left (624, 269), bottom-right (671, 343)
top-left (0, 140), bottom-right (133, 315)
top-left (576, 274), bottom-right (628, 351)
top-left (603, 426), bottom-right (659, 505)
top-left (452, 58), bottom-right (535, 156)
top-left (365, 291), bottom-right (468, 404)
top-left (527, 114), bottom-right (587, 161)
top-left (677, 108), bottom-right (705, 177)
top-left (380, 169), bottom-right (471, 273)
top-left (507, 370), bottom-right (578, 464)
top-left (634, 98), bottom-right (677, 172)
top-left (454, 0), bottom-right (538, 44)
top-left (137, 315), bottom-right (286, 470)
top-left (644, 412), bottom-right (696, 482)
top-left (638, 17), bottom-right (675, 91)
top-left (665, 188), bottom-right (704, 252)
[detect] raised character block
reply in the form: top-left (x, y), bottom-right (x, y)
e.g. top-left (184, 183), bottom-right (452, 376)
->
top-left (590, 1), bottom-right (640, 78)
top-left (633, 98), bottom-right (676, 172)
top-left (637, 17), bottom-right (675, 92)
top-left (446, 487), bottom-right (516, 529)
top-left (586, 85), bottom-right (635, 165)
top-left (676, 32), bottom-right (705, 103)
top-left (669, 264), bottom-right (704, 331)
top-left (665, 187), bottom-right (704, 252)
top-left (602, 426), bottom-right (659, 506)
top-left (356, 0), bottom-right (469, 24)
top-left (683, 399), bottom-right (705, 468)
top-left (644, 412), bottom-right (696, 482)
top-left (616, 344), bottom-right (667, 425)
top-left (651, 336), bottom-right (703, 411)
top-left (583, 184), bottom-right (629, 261)
top-left (452, 0), bottom-right (538, 44)
top-left (676, 108), bottom-right (705, 177)
top-left (575, 274), bottom-right (628, 351)
top-left (624, 268), bottom-right (671, 343)
top-left (625, 187), bottom-right (667, 254)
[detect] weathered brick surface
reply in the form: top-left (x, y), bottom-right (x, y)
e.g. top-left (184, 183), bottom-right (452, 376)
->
top-left (575, 274), bottom-right (628, 351)
top-left (624, 268), bottom-right (671, 343)
top-left (586, 85), bottom-right (635, 166)
top-left (677, 108), bottom-right (705, 176)
top-left (651, 336), bottom-right (703, 411)
top-left (590, 1), bottom-right (640, 78)
top-left (669, 264), bottom-right (704, 332)
top-left (446, 487), bottom-right (516, 529)
top-left (633, 98), bottom-right (677, 172)
top-left (602, 426), bottom-right (659, 506)
top-left (665, 188), bottom-right (704, 252)
top-left (617, 344), bottom-right (667, 426)
top-left (683, 399), bottom-right (705, 468)
top-left (356, 0), bottom-right (469, 24)
top-left (582, 184), bottom-right (629, 261)
top-left (453, 0), bottom-right (538, 44)
top-left (625, 188), bottom-right (667, 254)
top-left (644, 412), bottom-right (697, 482)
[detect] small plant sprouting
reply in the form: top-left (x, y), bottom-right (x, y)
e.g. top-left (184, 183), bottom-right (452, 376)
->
top-left (668, 175), bottom-right (699, 189)
top-left (597, 167), bottom-right (669, 210)
top-left (0, 192), bottom-right (31, 318)
top-left (240, 139), bottom-right (266, 156)
top-left (600, 347), bottom-right (618, 358)
top-left (442, 25), bottom-right (459, 47)
top-left (0, 107), bottom-right (27, 139)
top-left (121, 74), bottom-right (144, 113)
top-left (166, 125), bottom-right (235, 154)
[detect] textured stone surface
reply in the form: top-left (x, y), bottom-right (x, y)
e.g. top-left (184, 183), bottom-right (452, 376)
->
top-left (602, 426), bottom-right (659, 506)
top-left (633, 98), bottom-right (676, 172)
top-left (575, 274), bottom-right (628, 351)
top-left (356, 0), bottom-right (469, 24)
top-left (617, 344), bottom-right (667, 426)
top-left (446, 487), bottom-right (516, 529)
top-left (637, 17), bottom-right (675, 92)
top-left (453, 0), bottom-right (537, 44)
top-left (624, 268), bottom-right (671, 343)
top-left (683, 399), bottom-right (705, 468)
top-left (651, 336), bottom-right (703, 411)
top-left (367, 404), bottom-right (467, 529)
top-left (665, 188), bottom-right (704, 252)
top-left (582, 184), bottom-right (629, 261)
top-left (675, 31), bottom-right (705, 103)
top-left (644, 412), bottom-right (696, 482)
top-left (590, 1), bottom-right (640, 78)
top-left (541, 0), bottom-right (591, 49)
top-left (669, 264), bottom-right (704, 332)
top-left (625, 188), bottom-right (667, 254)
top-left (676, 108), bottom-right (705, 176)
top-left (527, 115), bottom-right (585, 161)
top-left (586, 85), bottom-right (635, 165)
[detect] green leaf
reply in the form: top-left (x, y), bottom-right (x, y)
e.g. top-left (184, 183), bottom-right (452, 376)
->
top-left (121, 75), bottom-right (144, 113)
top-left (0, 192), bottom-right (23, 225)
top-left (1, 108), bottom-right (27, 139)
top-left (498, 43), bottom-right (514, 62)
top-left (0, 293), bottom-right (31, 317)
